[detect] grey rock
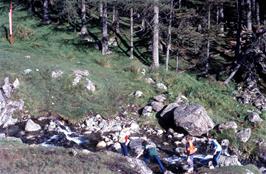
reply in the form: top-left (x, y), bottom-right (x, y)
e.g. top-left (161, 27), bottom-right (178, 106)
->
top-left (2, 77), bottom-right (12, 98)
top-left (13, 78), bottom-right (20, 89)
top-left (144, 78), bottom-right (155, 84)
top-left (51, 70), bottom-right (64, 79)
top-left (126, 157), bottom-right (153, 174)
top-left (219, 121), bottom-right (238, 132)
top-left (129, 137), bottom-right (146, 156)
top-left (133, 90), bottom-right (143, 98)
top-left (219, 155), bottom-right (242, 167)
top-left (247, 112), bottom-right (263, 124)
top-left (24, 69), bottom-right (32, 74)
top-left (160, 103), bottom-right (179, 118)
top-left (25, 119), bottom-right (41, 132)
top-left (173, 104), bottom-right (215, 136)
top-left (150, 101), bottom-right (164, 112)
top-left (258, 142), bottom-right (266, 162)
top-left (156, 83), bottom-right (168, 91)
top-left (236, 128), bottom-right (252, 143)
top-left (85, 79), bottom-right (96, 92)
top-left (142, 106), bottom-right (153, 117)
top-left (130, 121), bottom-right (140, 133)
top-left (153, 94), bottom-right (166, 102)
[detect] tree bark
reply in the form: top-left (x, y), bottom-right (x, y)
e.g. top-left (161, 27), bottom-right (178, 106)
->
top-left (112, 1), bottom-right (120, 33)
top-left (235, 0), bottom-right (242, 57)
top-left (166, 0), bottom-right (173, 71)
top-left (99, 0), bottom-right (103, 21)
top-left (43, 0), bottom-right (50, 23)
top-left (152, 0), bottom-right (160, 69)
top-left (179, 0), bottom-right (182, 9)
top-left (219, 4), bottom-right (224, 33)
top-left (130, 7), bottom-right (134, 59)
top-left (176, 53), bottom-right (179, 72)
top-left (246, 0), bottom-right (252, 31)
top-left (80, 0), bottom-right (88, 35)
top-left (101, 0), bottom-right (109, 55)
top-left (204, 3), bottom-right (211, 74)
top-left (256, 1), bottom-right (260, 25)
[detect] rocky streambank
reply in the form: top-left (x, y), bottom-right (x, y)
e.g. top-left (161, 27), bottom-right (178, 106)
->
top-left (0, 77), bottom-right (265, 174)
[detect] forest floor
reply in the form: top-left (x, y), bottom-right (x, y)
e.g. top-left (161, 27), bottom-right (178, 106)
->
top-left (0, 2), bottom-right (265, 160)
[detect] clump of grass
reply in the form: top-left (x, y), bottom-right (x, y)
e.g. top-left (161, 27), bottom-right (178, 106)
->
top-left (15, 24), bottom-right (34, 40)
top-left (95, 57), bottom-right (112, 68)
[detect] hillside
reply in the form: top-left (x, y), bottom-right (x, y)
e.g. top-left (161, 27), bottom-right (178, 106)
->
top-left (0, 2), bottom-right (265, 174)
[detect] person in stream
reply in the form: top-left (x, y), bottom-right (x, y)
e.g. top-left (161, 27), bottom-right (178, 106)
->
top-left (136, 140), bottom-right (165, 173)
top-left (207, 136), bottom-right (222, 168)
top-left (185, 135), bottom-right (198, 173)
top-left (118, 127), bottom-right (131, 156)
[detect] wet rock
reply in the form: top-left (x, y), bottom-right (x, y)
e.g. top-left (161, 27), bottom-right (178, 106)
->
top-left (218, 121), bottom-right (238, 132)
top-left (150, 101), bottom-right (164, 112)
top-left (236, 128), bottom-right (252, 143)
top-left (133, 90), bottom-right (143, 98)
top-left (247, 112), bottom-right (263, 124)
top-left (96, 141), bottom-right (107, 149)
top-left (219, 155), bottom-right (242, 167)
top-left (51, 70), bottom-right (64, 79)
top-left (25, 119), bottom-right (41, 132)
top-left (153, 94), bottom-right (166, 103)
top-left (156, 83), bottom-right (168, 91)
top-left (142, 106), bottom-right (153, 117)
top-left (173, 104), bottom-right (215, 136)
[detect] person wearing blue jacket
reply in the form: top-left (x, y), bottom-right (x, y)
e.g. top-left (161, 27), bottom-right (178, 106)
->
top-left (207, 137), bottom-right (222, 168)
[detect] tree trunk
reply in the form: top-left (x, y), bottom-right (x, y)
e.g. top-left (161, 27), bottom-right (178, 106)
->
top-left (252, 0), bottom-right (256, 23)
top-left (112, 1), bottom-right (120, 33)
top-left (99, 0), bottom-right (103, 21)
top-left (216, 6), bottom-right (219, 25)
top-left (235, 0), bottom-right (242, 57)
top-left (205, 4), bottom-right (211, 74)
top-left (80, 0), bottom-right (88, 35)
top-left (130, 7), bottom-right (134, 59)
top-left (152, 0), bottom-right (160, 69)
top-left (101, 0), bottom-right (109, 55)
top-left (246, 0), bottom-right (252, 31)
top-left (179, 0), bottom-right (182, 9)
top-left (43, 0), bottom-right (50, 24)
top-left (219, 4), bottom-right (224, 33)
top-left (256, 1), bottom-right (260, 25)
top-left (176, 53), bottom-right (179, 72)
top-left (166, 0), bottom-right (173, 71)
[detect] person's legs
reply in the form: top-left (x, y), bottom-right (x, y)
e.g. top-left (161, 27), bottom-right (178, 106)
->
top-left (154, 155), bottom-right (165, 173)
top-left (120, 143), bottom-right (128, 156)
top-left (212, 151), bottom-right (221, 167)
top-left (143, 153), bottom-right (150, 164)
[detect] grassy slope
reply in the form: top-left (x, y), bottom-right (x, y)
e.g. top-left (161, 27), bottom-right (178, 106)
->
top-left (0, 3), bottom-right (265, 153)
top-left (0, 138), bottom-right (140, 174)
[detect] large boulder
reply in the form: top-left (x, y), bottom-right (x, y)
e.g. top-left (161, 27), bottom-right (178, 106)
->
top-left (150, 101), bottom-right (164, 112)
top-left (247, 112), bottom-right (263, 124)
top-left (126, 157), bottom-right (153, 174)
top-left (25, 119), bottom-right (41, 132)
top-left (173, 104), bottom-right (215, 136)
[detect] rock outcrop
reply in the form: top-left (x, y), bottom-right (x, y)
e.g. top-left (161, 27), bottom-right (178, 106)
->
top-left (0, 77), bottom-right (24, 128)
